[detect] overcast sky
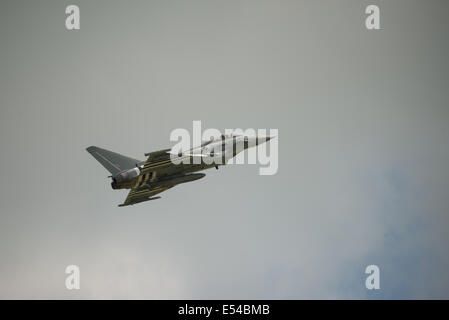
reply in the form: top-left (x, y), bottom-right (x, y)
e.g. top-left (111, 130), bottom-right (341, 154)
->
top-left (0, 0), bottom-right (448, 299)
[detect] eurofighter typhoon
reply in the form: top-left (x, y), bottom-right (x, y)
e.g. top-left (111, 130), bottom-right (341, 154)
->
top-left (87, 134), bottom-right (274, 206)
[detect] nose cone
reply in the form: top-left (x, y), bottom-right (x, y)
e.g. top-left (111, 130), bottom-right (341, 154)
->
top-left (256, 135), bottom-right (275, 145)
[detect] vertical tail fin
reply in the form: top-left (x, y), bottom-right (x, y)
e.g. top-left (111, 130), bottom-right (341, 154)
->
top-left (86, 146), bottom-right (142, 175)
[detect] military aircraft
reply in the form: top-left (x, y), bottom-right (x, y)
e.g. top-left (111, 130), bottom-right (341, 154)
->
top-left (86, 133), bottom-right (274, 206)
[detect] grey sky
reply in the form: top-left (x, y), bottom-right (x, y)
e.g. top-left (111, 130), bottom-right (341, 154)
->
top-left (0, 0), bottom-right (448, 299)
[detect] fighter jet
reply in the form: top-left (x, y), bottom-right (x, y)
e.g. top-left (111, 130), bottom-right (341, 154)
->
top-left (86, 133), bottom-right (274, 206)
